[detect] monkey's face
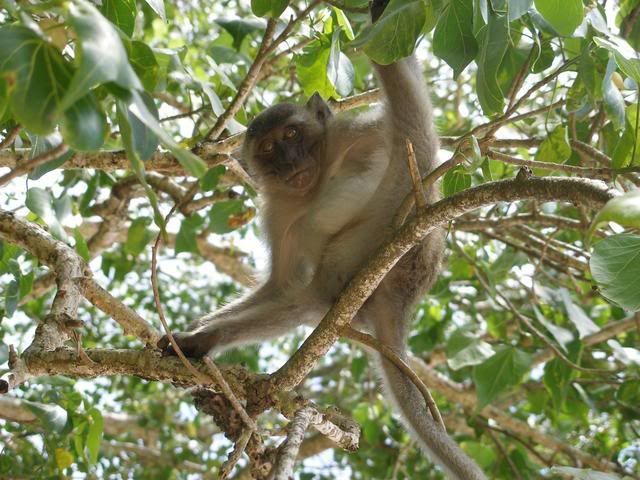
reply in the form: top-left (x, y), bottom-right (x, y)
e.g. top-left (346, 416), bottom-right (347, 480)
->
top-left (243, 93), bottom-right (332, 195)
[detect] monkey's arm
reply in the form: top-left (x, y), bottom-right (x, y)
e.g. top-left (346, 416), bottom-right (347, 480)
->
top-left (158, 284), bottom-right (327, 357)
top-left (374, 57), bottom-right (440, 184)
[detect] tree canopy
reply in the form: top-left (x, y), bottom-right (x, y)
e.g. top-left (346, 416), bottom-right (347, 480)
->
top-left (0, 0), bottom-right (639, 479)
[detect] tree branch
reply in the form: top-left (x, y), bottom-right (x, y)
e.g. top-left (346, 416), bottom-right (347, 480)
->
top-left (0, 143), bottom-right (69, 186)
top-left (273, 406), bottom-right (315, 480)
top-left (0, 210), bottom-right (85, 352)
top-left (269, 176), bottom-right (615, 392)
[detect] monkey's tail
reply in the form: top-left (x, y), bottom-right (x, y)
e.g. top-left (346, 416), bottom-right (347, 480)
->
top-left (376, 353), bottom-right (487, 480)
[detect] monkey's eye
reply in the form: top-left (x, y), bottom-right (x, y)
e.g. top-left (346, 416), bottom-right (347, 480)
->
top-left (260, 139), bottom-right (274, 154)
top-left (284, 126), bottom-right (298, 140)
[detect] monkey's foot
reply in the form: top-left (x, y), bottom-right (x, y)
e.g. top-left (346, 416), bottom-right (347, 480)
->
top-left (157, 330), bottom-right (219, 358)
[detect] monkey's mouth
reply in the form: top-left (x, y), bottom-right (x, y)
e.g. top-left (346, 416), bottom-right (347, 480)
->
top-left (286, 168), bottom-right (315, 189)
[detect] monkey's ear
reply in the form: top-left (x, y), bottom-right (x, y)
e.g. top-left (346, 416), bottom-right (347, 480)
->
top-left (306, 92), bottom-right (333, 124)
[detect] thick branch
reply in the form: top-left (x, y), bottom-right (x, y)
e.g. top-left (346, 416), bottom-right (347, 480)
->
top-left (269, 177), bottom-right (615, 392)
top-left (21, 348), bottom-right (261, 396)
top-left (0, 210), bottom-right (85, 351)
top-left (273, 406), bottom-right (315, 480)
top-left (76, 277), bottom-right (161, 346)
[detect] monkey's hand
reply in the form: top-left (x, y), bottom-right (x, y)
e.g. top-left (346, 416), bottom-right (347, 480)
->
top-left (371, 0), bottom-right (390, 22)
top-left (157, 330), bottom-right (219, 358)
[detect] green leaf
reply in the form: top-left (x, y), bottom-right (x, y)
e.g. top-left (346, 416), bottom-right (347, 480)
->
top-left (116, 100), bottom-right (164, 229)
top-left (433, 0), bottom-right (478, 77)
top-left (60, 94), bottom-right (107, 151)
top-left (29, 136), bottom-right (74, 179)
top-left (602, 57), bottom-right (626, 131)
top-left (592, 190), bottom-right (640, 232)
top-left (86, 408), bottom-right (103, 465)
top-left (327, 29), bottom-right (355, 97)
top-left (101, 0), bottom-right (137, 37)
top-left (125, 218), bottom-right (154, 256)
top-left (271, 0), bottom-right (289, 16)
top-left (594, 37), bottom-right (640, 85)
top-left (332, 7), bottom-right (355, 41)
top-left (590, 234), bottom-right (640, 312)
top-left (543, 341), bottom-right (581, 411)
top-left (461, 441), bottom-right (497, 469)
top-left (296, 37), bottom-right (337, 99)
top-left (55, 448), bottom-right (74, 470)
top-left (251, 0), bottom-right (271, 16)
top-left (200, 166), bottom-right (226, 191)
top-left (128, 92), bottom-right (159, 161)
top-left (559, 289), bottom-right (599, 338)
top-left (534, 307), bottom-right (574, 349)
top-left (175, 214), bottom-right (204, 254)
top-left (446, 329), bottom-right (495, 370)
top-left (443, 167), bottom-right (472, 196)
top-left (351, 355), bottom-right (367, 381)
top-left (507, 0), bottom-right (533, 21)
top-left (612, 103), bottom-right (640, 169)
top-left (127, 91), bottom-right (207, 177)
top-left (25, 401), bottom-right (68, 433)
top-left (0, 79), bottom-right (8, 119)
top-left (127, 41), bottom-right (160, 92)
top-left (534, 0), bottom-right (584, 36)
top-left (251, 0), bottom-right (288, 17)
top-left (73, 228), bottom-right (91, 261)
top-left (18, 269), bottom-right (34, 299)
top-left (617, 380), bottom-right (640, 404)
top-left (473, 346), bottom-right (533, 408)
top-left (0, 26), bottom-right (73, 134)
top-left (144, 0), bottom-right (166, 21)
top-left (475, 14), bottom-right (509, 115)
top-left (216, 18), bottom-right (265, 50)
top-left (26, 187), bottom-right (66, 240)
top-left (350, 0), bottom-right (426, 65)
top-left (62, 0), bottom-right (142, 110)
top-left (208, 200), bottom-right (244, 234)
top-left (4, 280), bottom-right (18, 317)
top-left (535, 125), bottom-right (571, 164)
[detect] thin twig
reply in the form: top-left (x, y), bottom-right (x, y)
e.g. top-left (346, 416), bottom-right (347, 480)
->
top-left (457, 241), bottom-right (614, 376)
top-left (219, 429), bottom-right (252, 480)
top-left (151, 182), bottom-right (211, 384)
top-left (405, 139), bottom-right (427, 209)
top-left (341, 325), bottom-right (445, 430)
top-left (488, 150), bottom-right (640, 178)
top-left (204, 1), bottom-right (322, 143)
top-left (0, 125), bottom-right (21, 150)
top-left (486, 428), bottom-right (523, 480)
top-left (204, 19), bottom-right (278, 141)
top-left (150, 180), bottom-right (258, 434)
top-left (506, 46), bottom-right (536, 111)
top-left (0, 143), bottom-right (69, 186)
top-left (203, 357), bottom-right (258, 432)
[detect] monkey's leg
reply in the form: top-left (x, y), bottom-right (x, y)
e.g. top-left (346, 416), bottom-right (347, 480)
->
top-left (158, 285), bottom-right (327, 357)
top-left (366, 295), bottom-right (487, 480)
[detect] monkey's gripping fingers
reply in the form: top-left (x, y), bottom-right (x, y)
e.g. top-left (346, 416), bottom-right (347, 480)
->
top-left (157, 330), bottom-right (219, 358)
top-left (371, 0), bottom-right (390, 22)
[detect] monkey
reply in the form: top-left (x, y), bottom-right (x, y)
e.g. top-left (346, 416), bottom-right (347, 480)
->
top-left (158, 1), bottom-right (486, 478)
